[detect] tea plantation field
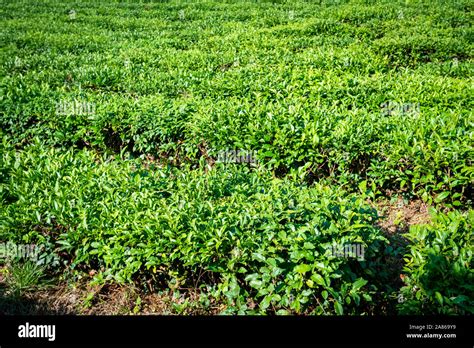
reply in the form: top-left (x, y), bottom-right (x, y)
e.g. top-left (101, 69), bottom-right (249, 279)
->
top-left (0, 0), bottom-right (472, 315)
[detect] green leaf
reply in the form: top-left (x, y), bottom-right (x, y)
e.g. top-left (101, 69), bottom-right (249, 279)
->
top-left (249, 279), bottom-right (263, 289)
top-left (252, 253), bottom-right (266, 262)
top-left (294, 264), bottom-right (311, 274)
top-left (435, 292), bottom-right (443, 305)
top-left (334, 301), bottom-right (344, 315)
top-left (311, 273), bottom-right (326, 286)
top-left (434, 192), bottom-right (450, 203)
top-left (352, 278), bottom-right (368, 291)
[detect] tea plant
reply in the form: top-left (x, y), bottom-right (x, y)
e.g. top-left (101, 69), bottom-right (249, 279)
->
top-left (398, 210), bottom-right (473, 314)
top-left (0, 0), bottom-right (472, 314)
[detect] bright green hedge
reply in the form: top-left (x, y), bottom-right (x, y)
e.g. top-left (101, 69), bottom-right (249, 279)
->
top-left (1, 0), bottom-right (472, 315)
top-left (1, 138), bottom-right (392, 314)
top-left (1, 0), bottom-right (472, 203)
top-left (398, 210), bottom-right (473, 314)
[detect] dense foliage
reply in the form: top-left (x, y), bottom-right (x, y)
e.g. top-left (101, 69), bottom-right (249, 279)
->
top-left (399, 210), bottom-right (473, 314)
top-left (0, 0), bottom-right (472, 314)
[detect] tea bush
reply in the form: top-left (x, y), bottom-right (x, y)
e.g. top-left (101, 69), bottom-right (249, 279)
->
top-left (398, 210), bottom-right (473, 314)
top-left (1, 138), bottom-right (393, 314)
top-left (1, 0), bottom-right (472, 202)
top-left (0, 0), bottom-right (473, 314)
